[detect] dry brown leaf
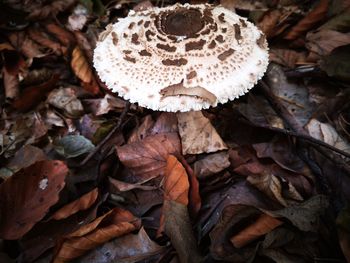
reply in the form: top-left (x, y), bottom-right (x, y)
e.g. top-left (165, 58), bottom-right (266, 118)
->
top-left (116, 133), bottom-right (181, 180)
top-left (258, 9), bottom-right (283, 38)
top-left (7, 145), bottom-right (47, 173)
top-left (53, 208), bottom-right (140, 262)
top-left (8, 31), bottom-right (47, 59)
top-left (12, 74), bottom-right (59, 112)
top-left (28, 28), bottom-right (64, 56)
top-left (284, 0), bottom-right (329, 40)
top-left (158, 155), bottom-right (190, 236)
top-left (45, 23), bottom-right (75, 47)
top-left (177, 111), bottom-right (227, 155)
top-left (109, 177), bottom-right (157, 192)
top-left (0, 160), bottom-right (68, 239)
top-left (230, 213), bottom-right (283, 248)
top-left (306, 118), bottom-right (350, 154)
top-left (306, 30), bottom-right (350, 56)
top-left (3, 66), bottom-right (19, 100)
top-left (77, 227), bottom-right (165, 262)
top-left (27, 0), bottom-right (76, 20)
top-left (127, 115), bottom-right (155, 144)
top-left (164, 155), bottom-right (190, 205)
top-left (194, 151), bottom-right (230, 179)
top-left (163, 201), bottom-right (203, 263)
top-left (51, 188), bottom-right (99, 220)
top-left (269, 48), bottom-right (307, 68)
top-left (71, 46), bottom-right (93, 83)
top-left (47, 87), bottom-right (84, 118)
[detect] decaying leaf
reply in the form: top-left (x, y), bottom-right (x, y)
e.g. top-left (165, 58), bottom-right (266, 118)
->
top-left (306, 118), bottom-right (350, 154)
top-left (163, 201), bottom-right (203, 263)
top-left (194, 151), bottom-right (230, 179)
top-left (320, 44), bottom-right (350, 81)
top-left (51, 188), bottom-right (99, 220)
top-left (306, 30), bottom-right (350, 56)
top-left (53, 208), bottom-right (141, 262)
top-left (284, 0), bottom-right (329, 40)
top-left (77, 227), bottom-right (165, 263)
top-left (265, 195), bottom-right (329, 232)
top-left (116, 133), bottom-right (181, 180)
top-left (7, 145), bottom-right (47, 173)
top-left (47, 87), bottom-right (84, 118)
top-left (177, 111), bottom-right (227, 155)
top-left (0, 160), bottom-right (68, 239)
top-left (230, 213), bottom-right (283, 248)
top-left (71, 46), bottom-right (93, 83)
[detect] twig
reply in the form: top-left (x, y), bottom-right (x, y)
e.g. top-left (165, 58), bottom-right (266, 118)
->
top-left (240, 118), bottom-right (350, 159)
top-left (258, 80), bottom-right (350, 174)
top-left (78, 102), bottom-right (131, 167)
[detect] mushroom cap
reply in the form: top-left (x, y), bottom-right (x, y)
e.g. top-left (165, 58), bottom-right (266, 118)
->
top-left (93, 3), bottom-right (269, 112)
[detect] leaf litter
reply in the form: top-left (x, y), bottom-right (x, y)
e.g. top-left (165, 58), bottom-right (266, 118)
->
top-left (0, 0), bottom-right (350, 262)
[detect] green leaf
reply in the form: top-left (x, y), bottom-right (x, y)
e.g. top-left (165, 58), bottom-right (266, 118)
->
top-left (54, 135), bottom-right (95, 158)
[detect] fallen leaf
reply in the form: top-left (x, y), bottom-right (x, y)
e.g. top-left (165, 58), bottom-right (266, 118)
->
top-left (320, 44), bottom-right (350, 81)
top-left (177, 111), bottom-right (227, 155)
top-left (266, 195), bottom-right (329, 232)
top-left (12, 74), bottom-right (59, 112)
top-left (51, 188), bottom-right (99, 220)
top-left (266, 64), bottom-right (316, 126)
top-left (7, 144), bottom-right (47, 173)
top-left (77, 227), bottom-right (165, 263)
top-left (127, 115), bottom-right (155, 143)
top-left (230, 213), bottom-right (283, 248)
top-left (54, 135), bottom-right (95, 158)
top-left (3, 66), bottom-right (19, 100)
top-left (71, 46), bottom-right (93, 83)
top-left (163, 200), bottom-right (203, 263)
top-left (284, 0), bottom-right (329, 40)
top-left (53, 208), bottom-right (141, 262)
top-left (150, 112), bottom-right (178, 135)
top-left (83, 94), bottom-right (127, 116)
top-left (116, 133), bottom-right (181, 180)
top-left (28, 27), bottom-right (64, 56)
top-left (27, 0), bottom-right (76, 20)
top-left (209, 204), bottom-right (260, 261)
top-left (199, 181), bottom-right (281, 240)
top-left (319, 8), bottom-right (350, 32)
top-left (269, 48), bottom-right (307, 68)
top-left (306, 118), bottom-right (350, 154)
top-left (163, 155), bottom-right (190, 205)
top-left (253, 137), bottom-right (312, 175)
top-left (45, 23), bottom-right (75, 47)
top-left (47, 87), bottom-right (84, 118)
top-left (237, 95), bottom-right (284, 129)
top-left (193, 151), bottom-right (230, 179)
top-left (0, 160), bottom-right (68, 239)
top-left (306, 30), bottom-right (350, 56)
top-left (109, 177), bottom-right (157, 192)
top-left (248, 173), bottom-right (286, 206)
top-left (257, 9), bottom-right (283, 38)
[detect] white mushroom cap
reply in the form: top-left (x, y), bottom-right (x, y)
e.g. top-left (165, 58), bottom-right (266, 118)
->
top-left (93, 3), bottom-right (269, 112)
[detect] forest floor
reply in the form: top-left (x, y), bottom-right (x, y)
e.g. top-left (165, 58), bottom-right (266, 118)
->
top-left (0, 0), bottom-right (350, 262)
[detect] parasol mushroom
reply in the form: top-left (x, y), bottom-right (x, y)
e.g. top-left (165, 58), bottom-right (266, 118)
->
top-left (93, 3), bottom-right (269, 112)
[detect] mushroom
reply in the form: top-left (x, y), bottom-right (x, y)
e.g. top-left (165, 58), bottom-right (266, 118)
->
top-left (93, 3), bottom-right (268, 112)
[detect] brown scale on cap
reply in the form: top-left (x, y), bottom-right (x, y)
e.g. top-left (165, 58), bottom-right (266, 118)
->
top-left (93, 4), bottom-right (269, 112)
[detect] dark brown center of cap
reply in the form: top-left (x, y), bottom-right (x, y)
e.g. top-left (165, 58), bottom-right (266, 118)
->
top-left (161, 9), bottom-right (204, 37)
